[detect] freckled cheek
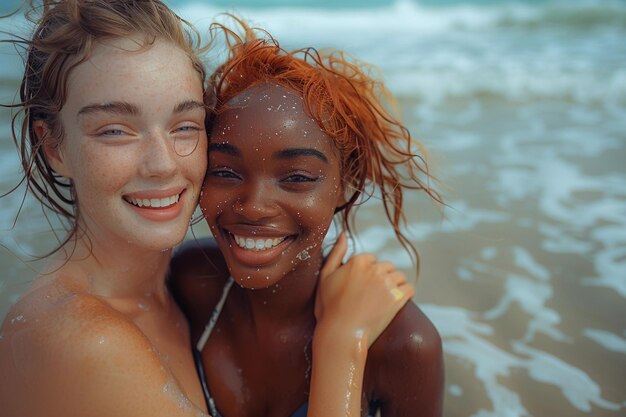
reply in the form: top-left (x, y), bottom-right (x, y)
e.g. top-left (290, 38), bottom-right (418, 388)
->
top-left (186, 136), bottom-right (208, 186)
top-left (77, 148), bottom-right (133, 192)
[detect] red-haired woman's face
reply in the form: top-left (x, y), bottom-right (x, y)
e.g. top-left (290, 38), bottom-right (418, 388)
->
top-left (201, 83), bottom-right (344, 289)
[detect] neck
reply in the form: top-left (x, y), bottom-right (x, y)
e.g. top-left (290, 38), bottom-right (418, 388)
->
top-left (241, 252), bottom-right (324, 326)
top-left (58, 231), bottom-right (173, 306)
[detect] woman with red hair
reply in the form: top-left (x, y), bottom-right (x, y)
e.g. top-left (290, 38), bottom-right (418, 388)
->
top-left (170, 20), bottom-right (444, 417)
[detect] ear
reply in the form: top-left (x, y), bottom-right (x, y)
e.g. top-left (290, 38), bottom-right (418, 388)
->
top-left (34, 120), bottom-right (71, 178)
top-left (334, 182), bottom-right (352, 214)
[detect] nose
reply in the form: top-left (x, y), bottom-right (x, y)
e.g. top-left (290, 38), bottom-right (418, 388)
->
top-left (233, 179), bottom-right (280, 222)
top-left (139, 130), bottom-right (178, 178)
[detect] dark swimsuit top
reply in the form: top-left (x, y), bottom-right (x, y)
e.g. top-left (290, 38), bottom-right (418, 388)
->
top-left (192, 277), bottom-right (378, 417)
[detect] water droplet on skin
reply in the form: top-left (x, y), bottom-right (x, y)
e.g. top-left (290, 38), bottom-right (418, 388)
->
top-left (296, 250), bottom-right (311, 260)
top-left (11, 314), bottom-right (25, 324)
top-left (98, 336), bottom-right (105, 345)
top-left (410, 333), bottom-right (423, 344)
top-left (138, 302), bottom-right (150, 311)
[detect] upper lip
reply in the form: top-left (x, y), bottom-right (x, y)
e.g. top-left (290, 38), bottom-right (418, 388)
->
top-left (123, 187), bottom-right (185, 200)
top-left (221, 224), bottom-right (295, 238)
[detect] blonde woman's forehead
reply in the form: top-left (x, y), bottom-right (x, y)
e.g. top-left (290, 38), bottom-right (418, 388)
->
top-left (62, 38), bottom-right (203, 116)
top-left (86, 38), bottom-right (192, 76)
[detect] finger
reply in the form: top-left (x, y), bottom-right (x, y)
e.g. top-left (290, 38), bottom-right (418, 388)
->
top-left (395, 283), bottom-right (415, 304)
top-left (374, 261), bottom-right (396, 275)
top-left (386, 270), bottom-right (408, 287)
top-left (388, 282), bottom-right (415, 303)
top-left (320, 232), bottom-right (347, 278)
top-left (351, 253), bottom-right (377, 268)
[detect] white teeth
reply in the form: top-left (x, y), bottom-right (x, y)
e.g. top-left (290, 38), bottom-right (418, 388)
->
top-left (232, 233), bottom-right (286, 251)
top-left (126, 193), bottom-right (180, 208)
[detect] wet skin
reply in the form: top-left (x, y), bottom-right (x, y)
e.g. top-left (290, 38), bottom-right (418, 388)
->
top-left (0, 39), bottom-right (209, 416)
top-left (202, 83), bottom-right (345, 291)
top-left (170, 83), bottom-right (444, 417)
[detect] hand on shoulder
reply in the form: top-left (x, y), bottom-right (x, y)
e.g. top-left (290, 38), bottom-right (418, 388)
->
top-left (314, 233), bottom-right (416, 349)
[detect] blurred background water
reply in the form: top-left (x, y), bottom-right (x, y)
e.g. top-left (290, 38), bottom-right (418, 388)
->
top-left (1, 1), bottom-right (625, 416)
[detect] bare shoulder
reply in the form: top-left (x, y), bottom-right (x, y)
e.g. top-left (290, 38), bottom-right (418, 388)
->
top-left (0, 279), bottom-right (204, 417)
top-left (168, 237), bottom-right (230, 331)
top-left (370, 300), bottom-right (443, 358)
top-left (366, 301), bottom-right (444, 416)
top-left (0, 281), bottom-right (156, 379)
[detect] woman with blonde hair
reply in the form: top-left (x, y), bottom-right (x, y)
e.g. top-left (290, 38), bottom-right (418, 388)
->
top-left (0, 2), bottom-right (413, 416)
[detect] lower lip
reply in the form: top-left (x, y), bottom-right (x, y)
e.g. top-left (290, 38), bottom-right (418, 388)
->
top-left (126, 194), bottom-right (184, 222)
top-left (225, 231), bottom-right (293, 267)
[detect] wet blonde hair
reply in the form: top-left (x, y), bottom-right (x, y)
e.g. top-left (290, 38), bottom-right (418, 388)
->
top-left (1, 0), bottom-right (205, 254)
top-left (207, 18), bottom-right (442, 270)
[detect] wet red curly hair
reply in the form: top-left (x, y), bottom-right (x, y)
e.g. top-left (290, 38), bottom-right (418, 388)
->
top-left (206, 18), bottom-right (442, 271)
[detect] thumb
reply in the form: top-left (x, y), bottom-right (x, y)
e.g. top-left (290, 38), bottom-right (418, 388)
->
top-left (320, 232), bottom-right (347, 279)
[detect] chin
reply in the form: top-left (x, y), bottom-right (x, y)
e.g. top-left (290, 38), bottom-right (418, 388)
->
top-left (225, 262), bottom-right (288, 289)
top-left (128, 228), bottom-right (188, 252)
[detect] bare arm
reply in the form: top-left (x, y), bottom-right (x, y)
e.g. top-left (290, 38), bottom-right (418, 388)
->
top-left (308, 233), bottom-right (416, 417)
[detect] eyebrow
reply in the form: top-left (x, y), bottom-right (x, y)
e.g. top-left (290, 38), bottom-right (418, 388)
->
top-left (274, 148), bottom-right (329, 164)
top-left (77, 100), bottom-right (205, 118)
top-left (173, 100), bottom-right (205, 114)
top-left (209, 142), bottom-right (241, 157)
top-left (77, 101), bottom-right (139, 118)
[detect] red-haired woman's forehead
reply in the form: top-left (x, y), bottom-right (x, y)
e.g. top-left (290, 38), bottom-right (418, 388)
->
top-left (216, 82), bottom-right (321, 136)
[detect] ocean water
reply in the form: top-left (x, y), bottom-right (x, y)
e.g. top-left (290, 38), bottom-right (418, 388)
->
top-left (1, 1), bottom-right (625, 416)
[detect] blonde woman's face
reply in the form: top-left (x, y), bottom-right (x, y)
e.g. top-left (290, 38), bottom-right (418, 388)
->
top-left (49, 38), bottom-right (207, 251)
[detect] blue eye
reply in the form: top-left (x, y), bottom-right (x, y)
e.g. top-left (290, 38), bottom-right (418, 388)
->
top-left (176, 126), bottom-right (200, 133)
top-left (173, 125), bottom-right (202, 139)
top-left (99, 128), bottom-right (125, 136)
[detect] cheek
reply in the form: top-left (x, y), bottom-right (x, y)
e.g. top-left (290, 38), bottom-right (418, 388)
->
top-left (296, 196), bottom-right (339, 242)
top-left (185, 135), bottom-right (208, 186)
top-left (199, 184), bottom-right (227, 221)
top-left (74, 146), bottom-right (133, 194)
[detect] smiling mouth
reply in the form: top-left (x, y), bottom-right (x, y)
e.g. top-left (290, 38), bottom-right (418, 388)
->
top-left (124, 193), bottom-right (180, 209)
top-left (229, 232), bottom-right (288, 251)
